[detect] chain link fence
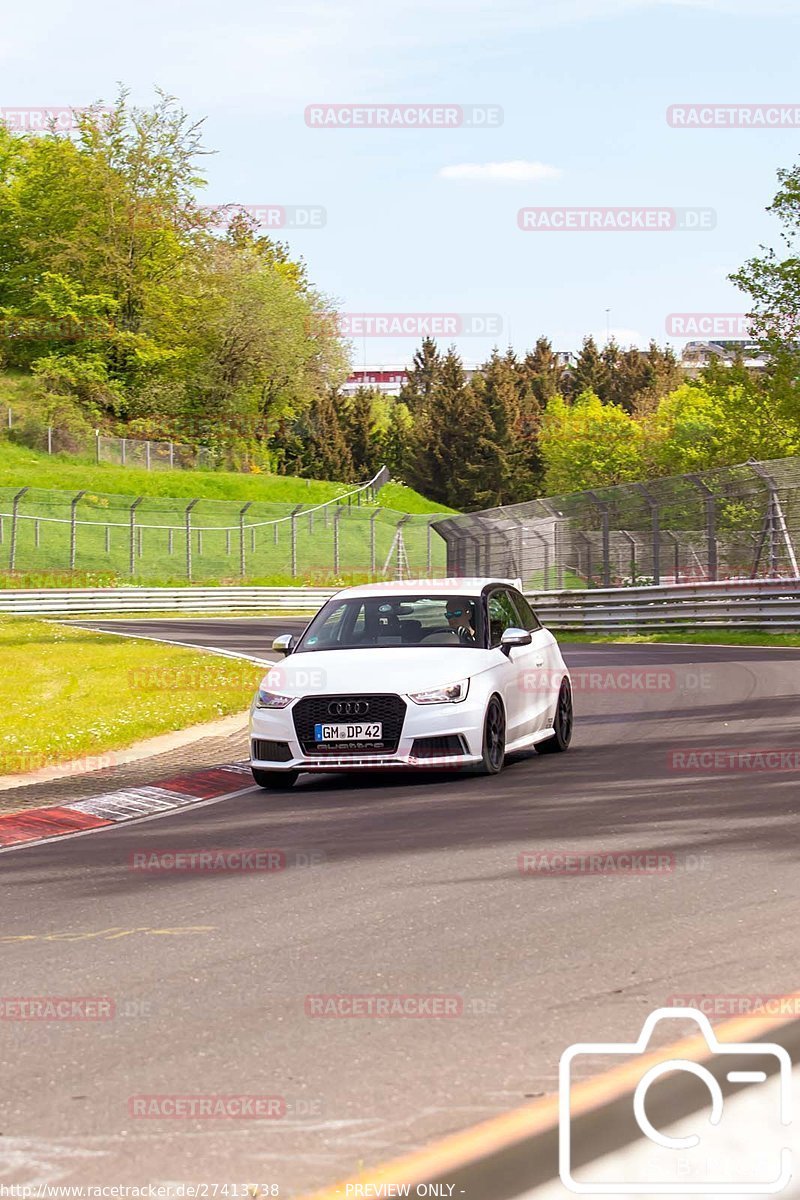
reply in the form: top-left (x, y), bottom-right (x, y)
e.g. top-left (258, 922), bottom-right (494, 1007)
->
top-left (433, 458), bottom-right (800, 588)
top-left (94, 434), bottom-right (219, 471)
top-left (3, 403), bottom-right (242, 471)
top-left (0, 476), bottom-right (446, 583)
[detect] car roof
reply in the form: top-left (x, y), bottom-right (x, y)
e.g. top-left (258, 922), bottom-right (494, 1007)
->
top-left (329, 578), bottom-right (523, 600)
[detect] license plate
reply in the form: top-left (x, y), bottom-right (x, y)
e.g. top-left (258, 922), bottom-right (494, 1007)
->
top-left (313, 722), bottom-right (383, 742)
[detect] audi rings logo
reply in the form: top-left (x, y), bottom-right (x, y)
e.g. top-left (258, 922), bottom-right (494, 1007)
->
top-left (327, 700), bottom-right (370, 716)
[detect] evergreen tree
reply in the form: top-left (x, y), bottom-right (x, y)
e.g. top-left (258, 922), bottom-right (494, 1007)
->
top-left (404, 346), bottom-right (487, 508)
top-left (298, 390), bottom-right (354, 480)
top-left (521, 337), bottom-right (565, 405)
top-left (379, 400), bottom-right (414, 477)
top-left (399, 337), bottom-right (442, 413)
top-left (340, 388), bottom-right (378, 478)
top-left (562, 336), bottom-right (608, 400)
top-left (466, 349), bottom-right (531, 505)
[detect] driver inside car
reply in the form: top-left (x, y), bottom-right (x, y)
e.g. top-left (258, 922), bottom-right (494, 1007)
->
top-left (445, 600), bottom-right (476, 644)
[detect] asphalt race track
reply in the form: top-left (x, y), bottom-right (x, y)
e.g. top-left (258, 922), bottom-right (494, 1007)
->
top-left (2, 620), bottom-right (800, 1193)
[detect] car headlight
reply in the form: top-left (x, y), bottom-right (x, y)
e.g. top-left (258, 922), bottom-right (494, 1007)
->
top-left (254, 689), bottom-right (294, 709)
top-left (408, 679), bottom-right (469, 705)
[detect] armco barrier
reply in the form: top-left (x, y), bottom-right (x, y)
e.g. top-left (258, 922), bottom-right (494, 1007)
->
top-left (0, 587), bottom-right (336, 615)
top-left (0, 577), bottom-right (798, 628)
top-left (526, 577), bottom-right (800, 631)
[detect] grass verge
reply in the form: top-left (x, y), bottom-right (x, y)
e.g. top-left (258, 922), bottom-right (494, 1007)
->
top-left (0, 617), bottom-right (264, 778)
top-left (557, 629), bottom-right (800, 648)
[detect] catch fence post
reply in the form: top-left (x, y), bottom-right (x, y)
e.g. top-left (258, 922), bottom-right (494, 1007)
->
top-left (333, 506), bottom-right (343, 574)
top-left (239, 502), bottom-right (253, 578)
top-left (689, 475), bottom-right (718, 581)
top-left (370, 509), bottom-right (381, 577)
top-left (290, 505), bottom-right (303, 577)
top-left (185, 499), bottom-right (200, 580)
top-left (532, 529), bottom-right (550, 591)
top-left (70, 490), bottom-right (86, 571)
top-left (129, 497), bottom-right (144, 577)
top-left (666, 532), bottom-right (680, 583)
top-left (636, 484), bottom-right (660, 585)
top-left (587, 492), bottom-right (611, 587)
top-left (621, 530), bottom-right (636, 584)
top-left (9, 487), bottom-right (29, 571)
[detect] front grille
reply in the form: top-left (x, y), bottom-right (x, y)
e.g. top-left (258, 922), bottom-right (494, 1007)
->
top-left (410, 735), bottom-right (467, 759)
top-left (251, 739), bottom-right (293, 763)
top-left (292, 694), bottom-right (407, 755)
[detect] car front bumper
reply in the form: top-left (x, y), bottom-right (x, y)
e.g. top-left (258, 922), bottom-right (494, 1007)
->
top-left (250, 691), bottom-right (486, 772)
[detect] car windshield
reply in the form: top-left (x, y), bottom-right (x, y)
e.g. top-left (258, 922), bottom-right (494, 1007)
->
top-left (295, 594), bottom-right (485, 651)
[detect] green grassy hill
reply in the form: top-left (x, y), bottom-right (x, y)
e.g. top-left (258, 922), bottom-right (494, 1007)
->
top-left (0, 367), bottom-right (455, 585)
top-left (0, 445), bottom-right (454, 586)
top-left (0, 441), bottom-right (452, 514)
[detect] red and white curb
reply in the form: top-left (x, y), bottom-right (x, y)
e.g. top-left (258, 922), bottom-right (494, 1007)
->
top-left (0, 764), bottom-right (255, 852)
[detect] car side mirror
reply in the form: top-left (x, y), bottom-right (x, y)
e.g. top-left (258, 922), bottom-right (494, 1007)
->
top-left (272, 633), bottom-right (296, 656)
top-left (500, 627), bottom-right (532, 655)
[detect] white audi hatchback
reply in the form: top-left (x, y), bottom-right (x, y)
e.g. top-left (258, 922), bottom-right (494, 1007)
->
top-left (249, 578), bottom-right (572, 788)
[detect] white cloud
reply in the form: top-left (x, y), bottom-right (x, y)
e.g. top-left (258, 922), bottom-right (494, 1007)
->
top-left (438, 160), bottom-right (562, 183)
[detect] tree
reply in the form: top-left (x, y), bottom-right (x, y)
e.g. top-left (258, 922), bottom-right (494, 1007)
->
top-left (562, 336), bottom-right (608, 400)
top-left (404, 347), bottom-right (488, 508)
top-left (539, 390), bottom-right (646, 493)
top-left (279, 389), bottom-right (354, 480)
top-left (340, 388), bottom-right (380, 479)
top-left (399, 337), bottom-right (442, 413)
top-left (600, 341), bottom-right (683, 414)
top-left (520, 337), bottom-right (565, 405)
top-left (466, 348), bottom-right (535, 505)
top-left (731, 155), bottom-right (800, 353)
top-left (378, 400), bottom-right (414, 477)
top-left (647, 379), bottom-right (798, 475)
top-left (0, 90), bottom-right (349, 462)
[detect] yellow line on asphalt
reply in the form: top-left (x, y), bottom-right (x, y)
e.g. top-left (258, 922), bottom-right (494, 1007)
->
top-left (303, 991), bottom-right (800, 1197)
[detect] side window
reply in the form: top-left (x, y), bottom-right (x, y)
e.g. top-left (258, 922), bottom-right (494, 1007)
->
top-left (487, 590), bottom-right (522, 648)
top-left (511, 591), bottom-right (541, 631)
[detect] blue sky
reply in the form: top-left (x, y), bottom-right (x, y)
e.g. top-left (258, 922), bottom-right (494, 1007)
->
top-left (3, 0), bottom-right (800, 365)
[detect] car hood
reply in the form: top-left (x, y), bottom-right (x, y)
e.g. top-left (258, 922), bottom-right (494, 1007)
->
top-left (260, 647), bottom-right (499, 697)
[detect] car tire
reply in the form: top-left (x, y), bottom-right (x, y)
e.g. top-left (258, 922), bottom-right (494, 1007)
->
top-left (536, 678), bottom-right (573, 754)
top-left (476, 695), bottom-right (506, 775)
top-left (251, 767), bottom-right (299, 790)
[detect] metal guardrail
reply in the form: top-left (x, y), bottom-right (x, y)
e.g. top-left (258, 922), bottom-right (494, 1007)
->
top-left (527, 577), bottom-right (800, 631)
top-left (0, 587), bottom-right (336, 615)
top-left (1, 577), bottom-right (799, 627)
